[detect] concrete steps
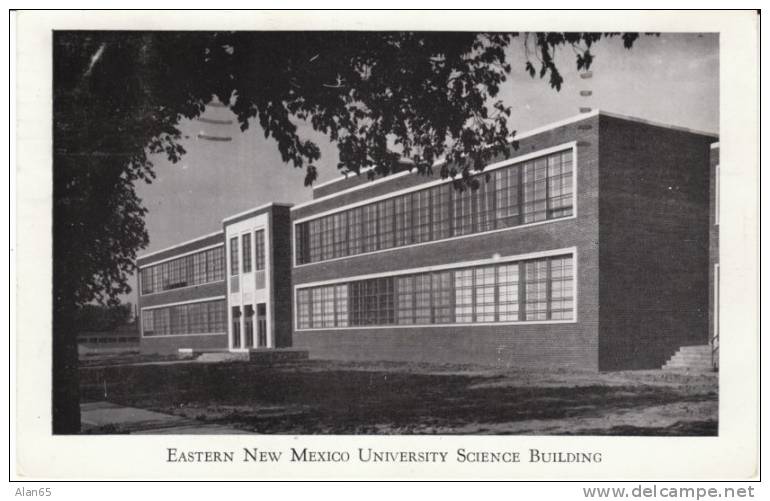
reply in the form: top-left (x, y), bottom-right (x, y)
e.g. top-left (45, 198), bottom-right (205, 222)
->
top-left (662, 345), bottom-right (716, 371)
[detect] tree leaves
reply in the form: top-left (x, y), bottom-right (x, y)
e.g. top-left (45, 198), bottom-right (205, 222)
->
top-left (53, 31), bottom-right (643, 311)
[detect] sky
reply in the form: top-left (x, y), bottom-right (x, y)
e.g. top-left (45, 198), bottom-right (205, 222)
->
top-left (125, 33), bottom-right (719, 306)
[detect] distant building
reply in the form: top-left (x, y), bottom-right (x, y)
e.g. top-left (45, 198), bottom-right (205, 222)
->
top-left (136, 110), bottom-right (718, 370)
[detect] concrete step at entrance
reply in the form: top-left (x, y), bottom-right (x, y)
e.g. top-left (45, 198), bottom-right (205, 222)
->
top-left (187, 348), bottom-right (309, 364)
top-left (661, 344), bottom-right (715, 371)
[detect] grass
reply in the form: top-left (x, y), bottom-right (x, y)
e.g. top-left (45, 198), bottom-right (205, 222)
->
top-left (79, 359), bottom-right (718, 435)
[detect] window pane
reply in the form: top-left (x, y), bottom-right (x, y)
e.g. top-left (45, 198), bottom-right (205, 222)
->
top-left (242, 233), bottom-right (252, 273)
top-left (311, 288), bottom-right (324, 328)
top-left (549, 256), bottom-right (574, 320)
top-left (432, 271), bottom-right (453, 324)
top-left (475, 175), bottom-right (496, 233)
top-left (453, 186), bottom-right (474, 236)
top-left (394, 195), bottom-right (413, 247)
top-left (523, 158), bottom-right (548, 223)
top-left (497, 263), bottom-right (520, 321)
top-left (297, 289), bottom-right (310, 329)
top-left (335, 285), bottom-right (348, 327)
top-left (414, 274), bottom-right (432, 324)
top-left (413, 190), bottom-right (431, 243)
top-left (348, 207), bottom-right (363, 256)
top-left (230, 236), bottom-right (239, 275)
top-left (333, 212), bottom-right (348, 258)
top-left (254, 230), bottom-right (265, 271)
top-left (378, 199), bottom-right (395, 250)
top-left (431, 184), bottom-right (451, 240)
top-left (525, 259), bottom-right (549, 320)
top-left (474, 266), bottom-right (496, 322)
top-left (454, 269), bottom-right (473, 323)
top-left (396, 276), bottom-right (414, 324)
top-left (495, 167), bottom-right (520, 228)
top-left (362, 204), bottom-right (379, 253)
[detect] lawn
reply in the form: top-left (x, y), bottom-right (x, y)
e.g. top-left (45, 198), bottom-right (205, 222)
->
top-left (79, 359), bottom-right (718, 435)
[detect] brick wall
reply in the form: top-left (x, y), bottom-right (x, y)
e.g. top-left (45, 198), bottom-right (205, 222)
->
top-left (597, 115), bottom-right (715, 370)
top-left (270, 205), bottom-right (294, 347)
top-left (292, 115), bottom-right (602, 369)
top-left (140, 334), bottom-right (227, 355)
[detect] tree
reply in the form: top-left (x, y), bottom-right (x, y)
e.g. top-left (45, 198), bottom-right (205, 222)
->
top-left (74, 303), bottom-right (133, 333)
top-left (53, 31), bottom-right (641, 432)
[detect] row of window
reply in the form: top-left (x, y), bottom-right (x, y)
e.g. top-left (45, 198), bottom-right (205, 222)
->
top-left (141, 299), bottom-right (227, 337)
top-left (140, 246), bottom-right (225, 296)
top-left (230, 229), bottom-right (266, 276)
top-left (295, 149), bottom-right (574, 265)
top-left (296, 254), bottom-right (574, 329)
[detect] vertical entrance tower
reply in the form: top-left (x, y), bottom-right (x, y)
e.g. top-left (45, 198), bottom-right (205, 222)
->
top-left (223, 202), bottom-right (294, 352)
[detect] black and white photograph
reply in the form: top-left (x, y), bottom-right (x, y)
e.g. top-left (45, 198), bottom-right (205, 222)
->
top-left (12, 9), bottom-right (759, 481)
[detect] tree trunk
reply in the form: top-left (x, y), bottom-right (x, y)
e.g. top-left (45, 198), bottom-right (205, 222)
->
top-left (52, 306), bottom-right (81, 434)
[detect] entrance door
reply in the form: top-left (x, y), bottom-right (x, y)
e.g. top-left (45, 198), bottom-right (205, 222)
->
top-left (257, 303), bottom-right (267, 347)
top-left (244, 305), bottom-right (255, 348)
top-left (231, 306), bottom-right (241, 348)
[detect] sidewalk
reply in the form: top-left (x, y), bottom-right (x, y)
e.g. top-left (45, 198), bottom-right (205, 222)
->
top-left (80, 401), bottom-right (251, 434)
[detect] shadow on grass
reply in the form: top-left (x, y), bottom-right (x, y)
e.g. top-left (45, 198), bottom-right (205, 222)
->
top-left (80, 361), bottom-right (717, 435)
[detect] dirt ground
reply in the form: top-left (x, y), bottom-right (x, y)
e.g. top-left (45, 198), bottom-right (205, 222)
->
top-left (79, 359), bottom-right (718, 435)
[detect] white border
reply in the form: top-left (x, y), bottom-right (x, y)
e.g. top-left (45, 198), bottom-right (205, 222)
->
top-left (293, 246), bottom-right (578, 331)
top-left (292, 142), bottom-right (578, 268)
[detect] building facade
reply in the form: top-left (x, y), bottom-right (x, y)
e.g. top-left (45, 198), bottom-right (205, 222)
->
top-left (137, 111), bottom-right (718, 371)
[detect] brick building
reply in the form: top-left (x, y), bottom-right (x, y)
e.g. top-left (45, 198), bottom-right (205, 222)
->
top-left (136, 110), bottom-right (718, 370)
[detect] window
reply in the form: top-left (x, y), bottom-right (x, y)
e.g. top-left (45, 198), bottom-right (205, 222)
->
top-left (378, 199), bottom-right (395, 250)
top-left (254, 230), bottom-right (265, 271)
top-left (333, 212), bottom-right (348, 258)
top-left (547, 151), bottom-right (573, 218)
top-left (431, 184), bottom-right (451, 240)
top-left (495, 167), bottom-right (521, 228)
top-left (454, 269), bottom-right (474, 323)
top-left (141, 310), bottom-right (154, 336)
top-left (497, 263), bottom-right (520, 321)
top-left (549, 256), bottom-right (574, 320)
top-left (311, 288), bottom-right (324, 328)
top-left (474, 266), bottom-right (496, 322)
top-left (335, 285), bottom-right (349, 327)
top-left (522, 157), bottom-right (548, 223)
top-left (293, 149), bottom-right (574, 265)
top-left (394, 195), bottom-right (413, 247)
top-left (454, 186), bottom-right (474, 237)
top-left (309, 218), bottom-right (322, 262)
top-left (396, 276), bottom-right (414, 324)
top-left (296, 253), bottom-right (574, 329)
top-left (431, 271), bottom-right (453, 324)
top-left (230, 237), bottom-right (239, 275)
top-left (414, 275), bottom-right (432, 324)
top-left (297, 289), bottom-right (311, 329)
top-left (362, 204), bottom-right (379, 253)
top-left (320, 216), bottom-right (335, 260)
top-left (141, 299), bottom-right (226, 337)
top-left (475, 175), bottom-right (496, 232)
top-left (525, 259), bottom-right (549, 320)
top-left (242, 233), bottom-right (252, 273)
top-left (413, 189), bottom-right (432, 243)
top-left (348, 207), bottom-right (363, 256)
top-left (139, 245), bottom-right (225, 295)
